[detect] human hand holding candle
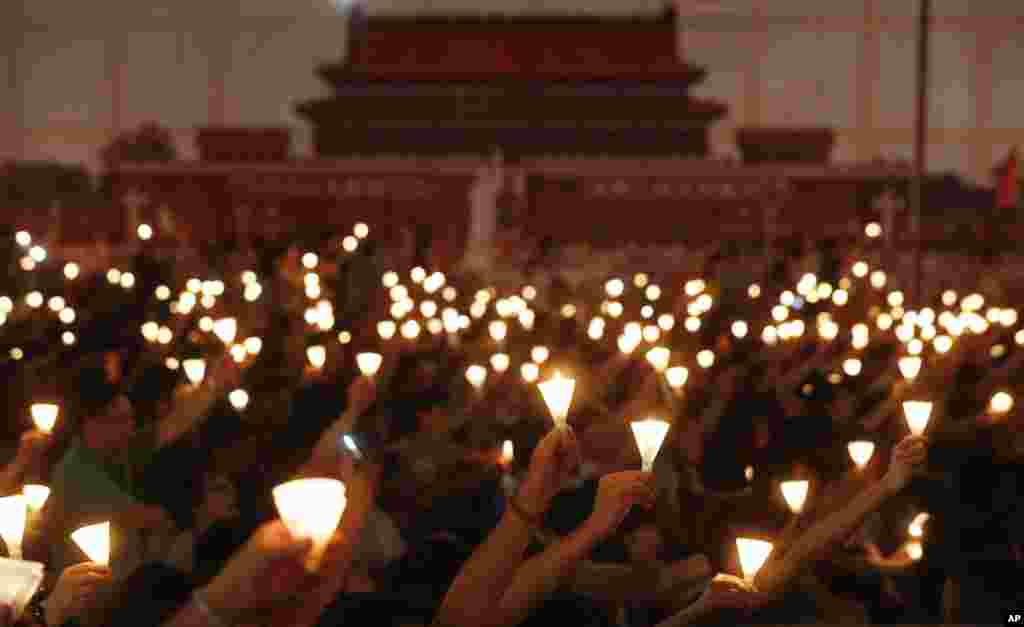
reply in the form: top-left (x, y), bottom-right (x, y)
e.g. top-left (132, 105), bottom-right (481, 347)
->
top-left (581, 471), bottom-right (655, 541)
top-left (538, 371), bottom-right (575, 431)
top-left (882, 435), bottom-right (928, 493)
top-left (516, 428), bottom-right (581, 519)
top-left (196, 520), bottom-right (314, 625)
top-left (44, 562), bottom-right (112, 627)
top-left (272, 478), bottom-right (345, 571)
top-left (630, 418), bottom-right (670, 472)
top-left (70, 522), bottom-right (110, 566)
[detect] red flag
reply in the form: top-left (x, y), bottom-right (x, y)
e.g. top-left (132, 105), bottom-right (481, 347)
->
top-left (996, 147), bottom-right (1019, 209)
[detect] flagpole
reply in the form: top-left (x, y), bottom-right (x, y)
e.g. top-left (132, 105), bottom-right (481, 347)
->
top-left (910, 0), bottom-right (931, 307)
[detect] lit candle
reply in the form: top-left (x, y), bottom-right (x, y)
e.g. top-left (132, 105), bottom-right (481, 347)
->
top-left (989, 391), bottom-right (1014, 415)
top-left (30, 403), bottom-right (59, 433)
top-left (213, 317), bottom-right (237, 345)
top-left (898, 356), bottom-right (922, 381)
top-left (847, 441), bottom-right (875, 469)
top-left (22, 485), bottom-right (50, 512)
top-left (377, 321), bottom-right (397, 340)
top-left (500, 440), bottom-right (515, 467)
top-left (229, 389), bottom-right (250, 411)
top-left (520, 362), bottom-right (539, 383)
top-left (490, 353), bottom-right (510, 374)
top-left (272, 478), bottom-right (345, 571)
top-left (779, 480), bottom-right (809, 514)
top-left (70, 521), bottom-right (110, 566)
top-left (466, 365), bottom-right (488, 391)
top-left (630, 418), bottom-right (670, 472)
top-left (0, 495), bottom-right (27, 559)
top-left (645, 347), bottom-right (670, 373)
top-left (735, 538), bottom-right (774, 585)
top-left (538, 371), bottom-right (575, 431)
top-left (902, 401), bottom-right (932, 436)
top-left (307, 345), bottom-right (327, 370)
top-left (356, 353), bottom-right (382, 378)
top-left (530, 346), bottom-right (549, 364)
top-left (666, 366), bottom-right (689, 392)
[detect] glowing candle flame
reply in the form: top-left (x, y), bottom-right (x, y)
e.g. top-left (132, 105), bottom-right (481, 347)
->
top-left (30, 404), bottom-right (59, 433)
top-left (22, 485), bottom-right (50, 512)
top-left (736, 538), bottom-right (774, 583)
top-left (356, 353), bottom-right (382, 377)
top-left (500, 440), bottom-right (514, 466)
top-left (630, 418), bottom-right (670, 472)
top-left (848, 441), bottom-right (876, 469)
top-left (908, 512), bottom-right (930, 538)
top-left (780, 480), bottom-right (809, 514)
top-left (666, 366), bottom-right (689, 390)
top-left (0, 496), bottom-right (27, 559)
top-left (898, 356), bottom-right (922, 381)
top-left (520, 362), bottom-right (539, 383)
top-left (307, 346), bottom-right (327, 370)
top-left (490, 353), bottom-right (510, 373)
top-left (645, 347), bottom-right (670, 373)
top-left (272, 478), bottom-right (346, 571)
top-left (466, 365), bottom-right (488, 389)
top-left (70, 522), bottom-right (110, 566)
top-left (902, 401), bottom-right (932, 436)
top-left (538, 371), bottom-right (575, 431)
top-left (183, 359), bottom-right (206, 386)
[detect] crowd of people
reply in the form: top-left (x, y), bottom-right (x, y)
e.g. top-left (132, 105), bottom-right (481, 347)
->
top-left (0, 218), bottom-right (1021, 626)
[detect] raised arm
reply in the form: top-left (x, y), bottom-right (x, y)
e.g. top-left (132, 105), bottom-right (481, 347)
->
top-left (489, 472), bottom-right (655, 627)
top-left (433, 428), bottom-right (581, 627)
top-left (754, 436), bottom-right (927, 595)
top-left (155, 358), bottom-right (241, 448)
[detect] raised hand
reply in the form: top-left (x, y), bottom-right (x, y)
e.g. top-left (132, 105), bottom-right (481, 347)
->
top-left (695, 574), bottom-right (770, 613)
top-left (198, 521), bottom-right (313, 624)
top-left (882, 435), bottom-right (928, 493)
top-left (583, 471), bottom-right (655, 541)
top-left (45, 562), bottom-right (113, 627)
top-left (517, 428), bottom-right (582, 517)
top-left (346, 375), bottom-right (378, 418)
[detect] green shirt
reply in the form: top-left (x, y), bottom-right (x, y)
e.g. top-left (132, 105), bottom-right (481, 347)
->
top-left (48, 426), bottom-right (157, 576)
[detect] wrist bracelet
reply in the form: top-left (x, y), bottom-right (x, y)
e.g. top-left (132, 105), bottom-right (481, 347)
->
top-left (507, 497), bottom-right (557, 546)
top-left (192, 590), bottom-right (230, 627)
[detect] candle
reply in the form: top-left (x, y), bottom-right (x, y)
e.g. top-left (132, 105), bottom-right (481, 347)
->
top-left (356, 353), bottom-right (382, 377)
top-left (538, 371), bottom-right (575, 431)
top-left (735, 538), bottom-right (774, 584)
top-left (30, 403), bottom-right (59, 433)
top-left (182, 359), bottom-right (206, 386)
top-left (902, 401), bottom-right (932, 436)
top-left (70, 522), bottom-right (110, 566)
top-left (779, 480), bottom-right (809, 514)
top-left (645, 347), bottom-right (670, 373)
top-left (213, 317), bottom-right (237, 345)
top-left (0, 496), bottom-right (27, 559)
top-left (307, 346), bottom-right (327, 370)
top-left (847, 441), bottom-right (875, 469)
top-left (630, 418), bottom-right (670, 472)
top-left (272, 478), bottom-right (346, 571)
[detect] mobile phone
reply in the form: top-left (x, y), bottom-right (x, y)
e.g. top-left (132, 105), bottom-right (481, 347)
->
top-left (339, 433), bottom-right (365, 461)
